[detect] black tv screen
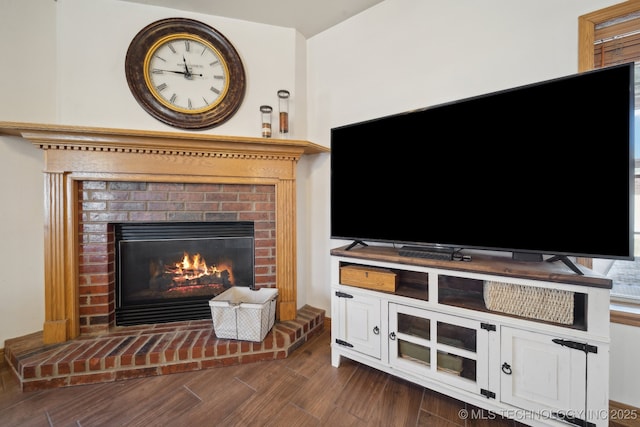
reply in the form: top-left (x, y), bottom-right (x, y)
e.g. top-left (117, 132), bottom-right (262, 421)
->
top-left (330, 63), bottom-right (635, 262)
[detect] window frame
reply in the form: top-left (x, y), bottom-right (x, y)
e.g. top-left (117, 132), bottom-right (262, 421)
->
top-left (579, 1), bottom-right (640, 327)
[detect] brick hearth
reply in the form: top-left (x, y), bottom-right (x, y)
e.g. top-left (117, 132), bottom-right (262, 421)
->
top-left (5, 306), bottom-right (324, 392)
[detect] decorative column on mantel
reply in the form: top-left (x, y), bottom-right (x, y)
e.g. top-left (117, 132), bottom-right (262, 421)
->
top-left (0, 121), bottom-right (329, 344)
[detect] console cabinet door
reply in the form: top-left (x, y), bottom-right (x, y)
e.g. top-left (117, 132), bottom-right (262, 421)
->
top-left (333, 289), bottom-right (382, 359)
top-left (500, 326), bottom-right (587, 423)
top-left (389, 303), bottom-right (489, 395)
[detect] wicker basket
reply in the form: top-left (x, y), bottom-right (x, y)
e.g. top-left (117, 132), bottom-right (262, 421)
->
top-left (483, 281), bottom-right (574, 325)
top-left (209, 287), bottom-right (278, 342)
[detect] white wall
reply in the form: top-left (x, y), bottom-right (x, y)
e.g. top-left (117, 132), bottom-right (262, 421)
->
top-left (1, 0), bottom-right (638, 410)
top-left (304, 0), bottom-right (639, 408)
top-left (54, 0), bottom-right (302, 136)
top-left (0, 0), bottom-right (56, 349)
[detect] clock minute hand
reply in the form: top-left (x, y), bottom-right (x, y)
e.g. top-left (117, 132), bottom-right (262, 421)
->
top-left (154, 69), bottom-right (203, 77)
top-left (160, 69), bottom-right (189, 75)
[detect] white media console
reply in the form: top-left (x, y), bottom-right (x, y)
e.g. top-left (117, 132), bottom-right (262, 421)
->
top-left (330, 244), bottom-right (612, 427)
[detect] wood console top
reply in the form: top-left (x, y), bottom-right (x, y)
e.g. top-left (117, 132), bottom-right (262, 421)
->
top-left (331, 244), bottom-right (612, 289)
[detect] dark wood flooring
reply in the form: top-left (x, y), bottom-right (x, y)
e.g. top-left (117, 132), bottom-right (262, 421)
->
top-left (0, 324), bottom-right (551, 426)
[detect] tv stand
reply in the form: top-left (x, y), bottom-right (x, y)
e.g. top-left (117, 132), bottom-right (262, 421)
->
top-left (330, 244), bottom-right (611, 427)
top-left (547, 255), bottom-right (584, 276)
top-left (512, 252), bottom-right (584, 276)
top-left (345, 240), bottom-right (368, 251)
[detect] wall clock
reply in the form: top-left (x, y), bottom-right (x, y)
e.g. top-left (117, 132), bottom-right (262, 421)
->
top-left (125, 18), bottom-right (246, 130)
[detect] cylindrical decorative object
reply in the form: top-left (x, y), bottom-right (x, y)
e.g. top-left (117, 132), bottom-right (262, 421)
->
top-left (277, 90), bottom-right (290, 136)
top-left (260, 105), bottom-right (273, 138)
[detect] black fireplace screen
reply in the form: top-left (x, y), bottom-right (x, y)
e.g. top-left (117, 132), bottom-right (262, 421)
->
top-left (114, 222), bottom-right (255, 326)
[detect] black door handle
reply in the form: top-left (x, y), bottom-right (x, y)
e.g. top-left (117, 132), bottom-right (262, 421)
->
top-left (501, 362), bottom-right (512, 375)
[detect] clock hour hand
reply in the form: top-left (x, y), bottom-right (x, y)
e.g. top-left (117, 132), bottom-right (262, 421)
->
top-left (181, 56), bottom-right (205, 78)
top-left (182, 55), bottom-right (192, 78)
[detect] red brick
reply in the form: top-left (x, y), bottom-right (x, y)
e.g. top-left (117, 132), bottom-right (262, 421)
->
top-left (159, 362), bottom-right (199, 375)
top-left (163, 331), bottom-right (188, 362)
top-left (171, 192), bottom-right (205, 201)
top-left (221, 202), bottom-right (253, 211)
top-left (81, 243), bottom-right (110, 254)
top-left (129, 212), bottom-right (168, 221)
top-left (184, 183), bottom-right (221, 192)
top-left (239, 212), bottom-right (271, 222)
top-left (148, 183), bottom-right (184, 191)
top-left (202, 334), bottom-right (217, 357)
top-left (22, 377), bottom-right (69, 391)
top-left (191, 332), bottom-right (208, 359)
top-left (148, 334), bottom-right (172, 363)
top-left (201, 358), bottom-right (224, 368)
top-left (131, 191), bottom-right (169, 201)
top-left (115, 367), bottom-right (159, 381)
top-left (70, 371), bottom-right (116, 386)
top-left (220, 356), bottom-right (240, 367)
top-left (241, 352), bottom-right (276, 364)
top-left (120, 336), bottom-right (151, 367)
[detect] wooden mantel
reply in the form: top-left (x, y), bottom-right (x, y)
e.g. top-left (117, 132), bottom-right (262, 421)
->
top-left (0, 121), bottom-right (329, 344)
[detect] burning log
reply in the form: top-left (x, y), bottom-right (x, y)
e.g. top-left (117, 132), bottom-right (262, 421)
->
top-left (148, 252), bottom-right (233, 292)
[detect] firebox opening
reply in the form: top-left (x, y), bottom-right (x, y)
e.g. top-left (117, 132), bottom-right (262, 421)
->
top-left (114, 221), bottom-right (255, 326)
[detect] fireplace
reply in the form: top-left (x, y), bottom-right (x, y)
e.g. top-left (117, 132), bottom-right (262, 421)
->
top-left (0, 121), bottom-right (329, 344)
top-left (115, 221), bottom-right (255, 326)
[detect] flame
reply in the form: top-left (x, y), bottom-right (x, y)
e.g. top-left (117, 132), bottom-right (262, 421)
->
top-left (170, 252), bottom-right (233, 282)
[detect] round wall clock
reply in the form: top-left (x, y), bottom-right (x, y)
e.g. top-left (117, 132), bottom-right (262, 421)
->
top-left (125, 18), bottom-right (246, 130)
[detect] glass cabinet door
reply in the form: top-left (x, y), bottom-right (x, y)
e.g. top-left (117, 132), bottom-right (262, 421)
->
top-left (389, 303), bottom-right (489, 394)
top-left (390, 304), bottom-right (432, 376)
top-left (436, 321), bottom-right (477, 382)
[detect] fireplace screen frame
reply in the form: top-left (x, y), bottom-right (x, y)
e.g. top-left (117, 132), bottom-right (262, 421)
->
top-left (114, 221), bottom-right (255, 326)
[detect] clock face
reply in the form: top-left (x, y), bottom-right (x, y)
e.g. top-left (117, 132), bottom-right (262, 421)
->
top-left (145, 34), bottom-right (229, 113)
top-left (125, 18), bottom-right (246, 130)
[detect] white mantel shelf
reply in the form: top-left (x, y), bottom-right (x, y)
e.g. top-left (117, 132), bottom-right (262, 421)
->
top-left (0, 121), bottom-right (329, 344)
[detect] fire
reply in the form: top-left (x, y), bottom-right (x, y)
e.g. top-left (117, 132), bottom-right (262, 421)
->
top-left (176, 252), bottom-right (212, 278)
top-left (167, 252), bottom-right (233, 284)
top-left (148, 252), bottom-right (234, 293)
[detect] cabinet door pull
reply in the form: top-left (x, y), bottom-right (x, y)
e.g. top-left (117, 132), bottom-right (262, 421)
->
top-left (389, 332), bottom-right (396, 340)
top-left (373, 326), bottom-right (379, 335)
top-left (335, 291), bottom-right (353, 298)
top-left (501, 362), bottom-right (512, 375)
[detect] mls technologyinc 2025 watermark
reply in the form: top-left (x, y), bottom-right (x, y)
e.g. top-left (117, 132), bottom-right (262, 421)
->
top-left (457, 407), bottom-right (638, 423)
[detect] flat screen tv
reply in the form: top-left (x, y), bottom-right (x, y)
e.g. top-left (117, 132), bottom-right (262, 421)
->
top-left (330, 62), bottom-right (635, 272)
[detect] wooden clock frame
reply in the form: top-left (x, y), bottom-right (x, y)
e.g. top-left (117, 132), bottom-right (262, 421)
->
top-left (125, 18), bottom-right (246, 130)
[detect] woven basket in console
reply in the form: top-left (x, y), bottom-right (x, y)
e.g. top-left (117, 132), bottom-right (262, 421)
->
top-left (483, 281), bottom-right (574, 325)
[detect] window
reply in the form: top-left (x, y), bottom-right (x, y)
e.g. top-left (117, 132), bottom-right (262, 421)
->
top-left (579, 2), bottom-right (640, 327)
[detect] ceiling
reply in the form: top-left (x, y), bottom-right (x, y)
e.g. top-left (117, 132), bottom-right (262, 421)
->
top-left (118, 0), bottom-right (384, 38)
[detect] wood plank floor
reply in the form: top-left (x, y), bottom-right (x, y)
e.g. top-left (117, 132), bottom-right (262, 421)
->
top-left (0, 324), bottom-right (528, 426)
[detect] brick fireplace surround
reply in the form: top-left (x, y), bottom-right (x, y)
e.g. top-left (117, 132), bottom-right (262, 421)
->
top-left (0, 121), bottom-right (329, 391)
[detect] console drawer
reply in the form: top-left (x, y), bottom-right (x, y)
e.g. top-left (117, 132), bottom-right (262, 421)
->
top-left (340, 264), bottom-right (398, 292)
